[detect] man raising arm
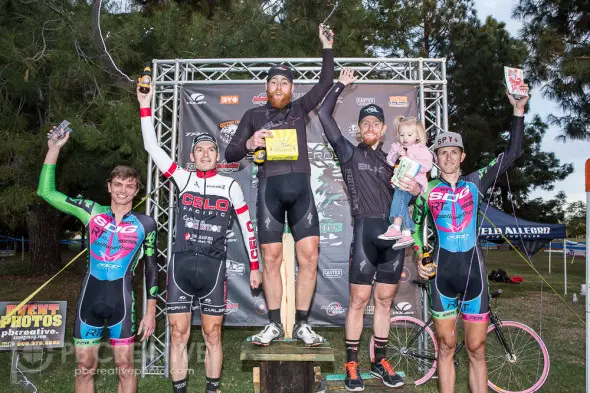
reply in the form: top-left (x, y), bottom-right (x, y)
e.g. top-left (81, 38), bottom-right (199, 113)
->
top-left (138, 85), bottom-right (261, 393)
top-left (225, 24), bottom-right (334, 346)
top-left (412, 86), bottom-right (529, 393)
top-left (38, 132), bottom-right (157, 393)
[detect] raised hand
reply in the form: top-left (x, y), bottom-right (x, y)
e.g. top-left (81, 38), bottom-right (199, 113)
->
top-left (47, 126), bottom-right (70, 149)
top-left (338, 68), bottom-right (358, 86)
top-left (506, 83), bottom-right (529, 116)
top-left (136, 79), bottom-right (154, 108)
top-left (319, 23), bottom-right (334, 48)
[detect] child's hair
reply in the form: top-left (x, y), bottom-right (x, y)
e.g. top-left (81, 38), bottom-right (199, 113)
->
top-left (393, 116), bottom-right (427, 145)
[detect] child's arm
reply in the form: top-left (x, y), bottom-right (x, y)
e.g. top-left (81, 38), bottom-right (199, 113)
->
top-left (410, 145), bottom-right (434, 173)
top-left (387, 143), bottom-right (402, 166)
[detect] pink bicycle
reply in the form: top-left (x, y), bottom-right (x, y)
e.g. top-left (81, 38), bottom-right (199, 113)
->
top-left (370, 283), bottom-right (550, 392)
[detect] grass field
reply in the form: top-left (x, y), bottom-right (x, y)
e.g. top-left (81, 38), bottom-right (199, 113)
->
top-left (0, 248), bottom-right (585, 392)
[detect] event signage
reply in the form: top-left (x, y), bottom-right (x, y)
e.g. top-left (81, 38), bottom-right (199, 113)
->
top-left (179, 84), bottom-right (421, 326)
top-left (0, 301), bottom-right (67, 350)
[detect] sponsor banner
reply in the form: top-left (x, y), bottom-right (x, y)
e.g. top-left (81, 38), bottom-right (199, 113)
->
top-left (0, 301), bottom-right (67, 350)
top-left (179, 84), bottom-right (419, 326)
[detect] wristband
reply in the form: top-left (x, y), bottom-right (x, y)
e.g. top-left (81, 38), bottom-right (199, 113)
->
top-left (140, 108), bottom-right (152, 117)
top-left (250, 261), bottom-right (260, 271)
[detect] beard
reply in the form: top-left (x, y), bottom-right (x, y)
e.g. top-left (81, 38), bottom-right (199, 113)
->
top-left (361, 133), bottom-right (380, 146)
top-left (267, 89), bottom-right (292, 109)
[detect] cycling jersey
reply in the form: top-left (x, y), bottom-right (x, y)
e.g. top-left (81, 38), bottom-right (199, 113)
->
top-left (318, 82), bottom-right (396, 217)
top-left (318, 82), bottom-right (405, 284)
top-left (224, 49), bottom-right (334, 178)
top-left (37, 164), bottom-right (158, 346)
top-left (140, 109), bottom-right (259, 271)
top-left (412, 116), bottom-right (524, 321)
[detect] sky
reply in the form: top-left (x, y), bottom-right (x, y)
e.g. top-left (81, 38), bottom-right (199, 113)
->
top-left (473, 0), bottom-right (589, 204)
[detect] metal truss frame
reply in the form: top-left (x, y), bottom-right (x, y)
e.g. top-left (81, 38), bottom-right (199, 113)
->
top-left (141, 57), bottom-right (447, 376)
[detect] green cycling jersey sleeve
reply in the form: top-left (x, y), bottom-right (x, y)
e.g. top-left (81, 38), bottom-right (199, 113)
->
top-left (37, 164), bottom-right (103, 226)
top-left (412, 181), bottom-right (436, 254)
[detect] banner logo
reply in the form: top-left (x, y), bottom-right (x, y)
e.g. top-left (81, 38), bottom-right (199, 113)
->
top-left (252, 93), bottom-right (267, 106)
top-left (225, 301), bottom-right (239, 314)
top-left (226, 259), bottom-right (245, 276)
top-left (219, 120), bottom-right (240, 144)
top-left (188, 93), bottom-right (206, 105)
top-left (322, 269), bottom-right (343, 279)
top-left (220, 95), bottom-right (239, 104)
top-left (356, 97), bottom-right (376, 106)
top-left (321, 302), bottom-right (347, 316)
top-left (254, 299), bottom-right (267, 315)
top-left (217, 161), bottom-right (240, 173)
top-left (388, 96), bottom-right (409, 107)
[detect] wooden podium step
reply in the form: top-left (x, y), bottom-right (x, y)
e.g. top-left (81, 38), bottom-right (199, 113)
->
top-left (241, 339), bottom-right (335, 393)
top-left (319, 372), bottom-right (418, 392)
top-left (241, 338), bottom-right (335, 362)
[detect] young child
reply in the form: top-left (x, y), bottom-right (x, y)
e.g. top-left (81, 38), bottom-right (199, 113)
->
top-left (378, 116), bottom-right (433, 249)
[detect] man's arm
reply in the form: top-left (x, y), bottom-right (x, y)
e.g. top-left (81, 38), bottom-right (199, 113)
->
top-left (137, 216), bottom-right (157, 342)
top-left (469, 86), bottom-right (529, 192)
top-left (37, 133), bottom-right (96, 225)
top-left (143, 218), bottom-right (159, 300)
top-left (317, 75), bottom-right (356, 164)
top-left (137, 84), bottom-right (190, 188)
top-left (411, 193), bottom-right (429, 255)
top-left (225, 109), bottom-right (254, 162)
top-left (228, 180), bottom-right (262, 289)
top-left (298, 25), bottom-right (335, 113)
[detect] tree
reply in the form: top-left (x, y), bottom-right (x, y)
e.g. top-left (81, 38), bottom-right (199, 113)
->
top-left (0, 0), bottom-right (148, 273)
top-left (565, 201), bottom-right (586, 238)
top-left (514, 191), bottom-right (566, 224)
top-left (514, 0), bottom-right (590, 140)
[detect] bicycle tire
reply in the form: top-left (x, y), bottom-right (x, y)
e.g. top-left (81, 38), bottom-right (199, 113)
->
top-left (369, 316), bottom-right (438, 385)
top-left (486, 320), bottom-right (550, 393)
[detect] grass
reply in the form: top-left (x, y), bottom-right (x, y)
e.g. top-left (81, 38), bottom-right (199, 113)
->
top-left (0, 248), bottom-right (585, 392)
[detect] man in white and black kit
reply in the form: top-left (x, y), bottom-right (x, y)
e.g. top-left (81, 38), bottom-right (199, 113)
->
top-left (137, 85), bottom-right (262, 393)
top-left (318, 69), bottom-right (422, 391)
top-left (225, 24), bottom-right (334, 346)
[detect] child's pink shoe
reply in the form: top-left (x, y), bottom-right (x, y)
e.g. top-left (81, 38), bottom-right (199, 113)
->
top-left (392, 234), bottom-right (415, 250)
top-left (378, 225), bottom-right (402, 240)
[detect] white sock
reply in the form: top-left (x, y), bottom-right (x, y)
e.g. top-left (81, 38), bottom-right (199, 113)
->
top-left (402, 230), bottom-right (411, 236)
top-left (392, 224), bottom-right (401, 230)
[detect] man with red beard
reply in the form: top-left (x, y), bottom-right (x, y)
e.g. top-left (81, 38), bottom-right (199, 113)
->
top-left (225, 24), bottom-right (334, 346)
top-left (318, 69), bottom-right (421, 391)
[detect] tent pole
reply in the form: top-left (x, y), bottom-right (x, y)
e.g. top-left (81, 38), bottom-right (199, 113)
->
top-left (563, 239), bottom-right (567, 296)
top-left (548, 241), bottom-right (552, 274)
top-left (585, 159), bottom-right (589, 393)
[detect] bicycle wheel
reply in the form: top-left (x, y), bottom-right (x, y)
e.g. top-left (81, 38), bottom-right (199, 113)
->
top-left (369, 316), bottom-right (438, 385)
top-left (486, 320), bottom-right (550, 393)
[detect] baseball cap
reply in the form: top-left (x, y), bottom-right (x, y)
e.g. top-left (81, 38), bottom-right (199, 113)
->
top-left (358, 104), bottom-right (385, 123)
top-left (192, 133), bottom-right (218, 151)
top-left (434, 131), bottom-right (464, 150)
top-left (267, 65), bottom-right (294, 83)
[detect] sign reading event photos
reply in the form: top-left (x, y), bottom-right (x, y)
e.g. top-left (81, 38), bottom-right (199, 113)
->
top-left (0, 301), bottom-right (66, 350)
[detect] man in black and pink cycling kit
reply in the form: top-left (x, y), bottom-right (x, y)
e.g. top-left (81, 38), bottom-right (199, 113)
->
top-left (413, 85), bottom-right (529, 393)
